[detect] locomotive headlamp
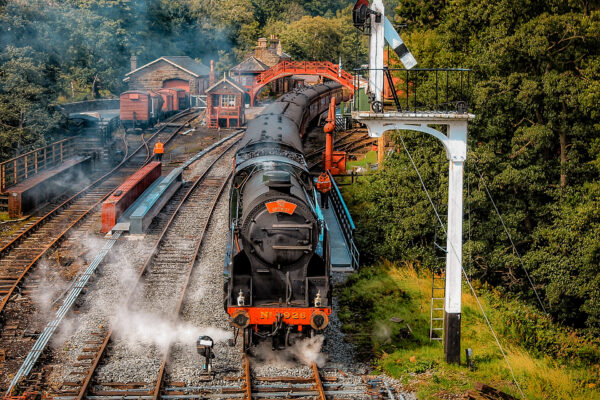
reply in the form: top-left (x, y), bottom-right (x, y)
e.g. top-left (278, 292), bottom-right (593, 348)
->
top-left (314, 290), bottom-right (322, 307)
top-left (310, 310), bottom-right (329, 331)
top-left (237, 290), bottom-right (245, 306)
top-left (196, 335), bottom-right (215, 374)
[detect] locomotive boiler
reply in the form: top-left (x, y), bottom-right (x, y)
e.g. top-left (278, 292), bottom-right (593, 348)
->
top-left (224, 82), bottom-right (345, 350)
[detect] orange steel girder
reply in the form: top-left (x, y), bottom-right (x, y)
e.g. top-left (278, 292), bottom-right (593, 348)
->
top-left (249, 61), bottom-right (355, 105)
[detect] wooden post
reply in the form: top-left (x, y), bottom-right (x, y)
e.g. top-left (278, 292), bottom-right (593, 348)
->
top-left (377, 133), bottom-right (385, 166)
top-left (60, 142), bottom-right (63, 162)
top-left (24, 155), bottom-right (28, 179)
top-left (34, 151), bottom-right (38, 174)
top-left (13, 160), bottom-right (17, 185)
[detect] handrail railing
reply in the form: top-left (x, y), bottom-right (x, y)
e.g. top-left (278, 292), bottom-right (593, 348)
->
top-left (0, 137), bottom-right (79, 192)
top-left (352, 68), bottom-right (471, 114)
top-left (328, 170), bottom-right (359, 269)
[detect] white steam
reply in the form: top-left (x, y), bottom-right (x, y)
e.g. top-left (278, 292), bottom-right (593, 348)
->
top-left (112, 309), bottom-right (232, 354)
top-left (252, 336), bottom-right (327, 368)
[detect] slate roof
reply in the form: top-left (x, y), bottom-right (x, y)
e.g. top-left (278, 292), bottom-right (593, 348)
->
top-left (125, 56), bottom-right (210, 78)
top-left (230, 56), bottom-right (270, 73)
top-left (206, 75), bottom-right (247, 93)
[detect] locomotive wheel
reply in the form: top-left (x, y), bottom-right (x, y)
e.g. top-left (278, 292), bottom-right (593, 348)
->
top-left (242, 328), bottom-right (253, 352)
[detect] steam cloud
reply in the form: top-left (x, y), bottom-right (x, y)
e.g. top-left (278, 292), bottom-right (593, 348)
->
top-left (252, 336), bottom-right (327, 368)
top-left (112, 309), bottom-right (232, 353)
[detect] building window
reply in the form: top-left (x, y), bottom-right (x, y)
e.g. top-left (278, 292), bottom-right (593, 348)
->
top-left (221, 94), bottom-right (236, 107)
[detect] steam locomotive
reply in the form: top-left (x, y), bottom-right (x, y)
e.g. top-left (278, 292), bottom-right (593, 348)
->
top-left (224, 82), bottom-right (345, 350)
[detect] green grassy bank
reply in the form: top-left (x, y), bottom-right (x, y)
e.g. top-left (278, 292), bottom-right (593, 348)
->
top-left (337, 262), bottom-right (600, 399)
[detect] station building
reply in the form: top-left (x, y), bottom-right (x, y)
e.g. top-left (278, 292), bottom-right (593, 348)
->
top-left (124, 56), bottom-right (211, 95)
top-left (230, 36), bottom-right (295, 102)
top-left (205, 75), bottom-right (246, 128)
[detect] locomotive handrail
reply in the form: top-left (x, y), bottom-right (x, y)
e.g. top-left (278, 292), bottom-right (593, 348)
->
top-left (327, 170), bottom-right (359, 269)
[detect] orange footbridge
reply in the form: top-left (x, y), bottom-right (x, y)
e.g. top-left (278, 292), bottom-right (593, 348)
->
top-left (249, 61), bottom-right (355, 105)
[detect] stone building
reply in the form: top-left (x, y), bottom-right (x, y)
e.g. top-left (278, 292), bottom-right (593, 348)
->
top-left (124, 56), bottom-right (211, 95)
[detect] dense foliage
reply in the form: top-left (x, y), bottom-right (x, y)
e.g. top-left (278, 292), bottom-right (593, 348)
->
top-left (345, 0), bottom-right (600, 334)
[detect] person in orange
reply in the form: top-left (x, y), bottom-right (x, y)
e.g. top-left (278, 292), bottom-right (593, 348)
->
top-left (154, 141), bottom-right (164, 162)
top-left (316, 171), bottom-right (332, 209)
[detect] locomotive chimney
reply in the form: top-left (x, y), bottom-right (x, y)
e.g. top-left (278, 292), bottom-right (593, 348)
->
top-left (209, 60), bottom-right (215, 86)
top-left (130, 55), bottom-right (137, 72)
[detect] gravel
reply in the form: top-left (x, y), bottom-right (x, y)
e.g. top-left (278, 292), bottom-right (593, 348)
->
top-left (42, 131), bottom-right (414, 399)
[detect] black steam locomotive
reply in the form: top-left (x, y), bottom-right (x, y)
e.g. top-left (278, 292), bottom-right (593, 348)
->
top-left (224, 82), bottom-right (345, 350)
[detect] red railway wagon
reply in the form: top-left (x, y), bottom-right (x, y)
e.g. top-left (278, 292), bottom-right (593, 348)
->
top-left (172, 88), bottom-right (189, 110)
top-left (120, 90), bottom-right (163, 127)
top-left (157, 89), bottom-right (176, 116)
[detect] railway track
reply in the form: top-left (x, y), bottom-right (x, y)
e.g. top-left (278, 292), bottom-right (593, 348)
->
top-left (153, 355), bottom-right (388, 400)
top-left (306, 129), bottom-right (374, 171)
top-left (0, 110), bottom-right (197, 315)
top-left (51, 136), bottom-right (240, 400)
top-left (0, 110), bottom-right (198, 392)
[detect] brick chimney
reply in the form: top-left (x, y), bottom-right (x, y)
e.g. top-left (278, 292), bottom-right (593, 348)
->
top-left (269, 35), bottom-right (278, 50)
top-left (258, 37), bottom-right (267, 48)
top-left (130, 55), bottom-right (137, 72)
top-left (209, 60), bottom-right (215, 86)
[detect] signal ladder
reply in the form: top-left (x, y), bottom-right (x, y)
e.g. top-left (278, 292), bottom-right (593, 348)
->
top-left (429, 272), bottom-right (445, 341)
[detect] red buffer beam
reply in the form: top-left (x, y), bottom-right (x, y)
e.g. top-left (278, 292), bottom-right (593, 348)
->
top-left (101, 162), bottom-right (161, 233)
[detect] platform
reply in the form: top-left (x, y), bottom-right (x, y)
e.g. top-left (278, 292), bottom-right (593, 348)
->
top-left (4, 155), bottom-right (92, 218)
top-left (318, 194), bottom-right (353, 271)
top-left (116, 168), bottom-right (183, 234)
top-left (316, 172), bottom-right (359, 272)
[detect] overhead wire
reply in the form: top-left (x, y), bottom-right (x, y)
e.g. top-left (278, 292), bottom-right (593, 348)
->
top-left (396, 132), bottom-right (526, 400)
top-left (471, 159), bottom-right (547, 314)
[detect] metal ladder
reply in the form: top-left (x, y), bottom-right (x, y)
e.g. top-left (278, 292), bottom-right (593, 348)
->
top-left (429, 272), bottom-right (445, 341)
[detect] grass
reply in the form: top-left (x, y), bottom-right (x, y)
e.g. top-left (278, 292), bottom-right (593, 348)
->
top-left (346, 150), bottom-right (377, 169)
top-left (337, 261), bottom-right (600, 399)
top-left (0, 212), bottom-right (12, 221)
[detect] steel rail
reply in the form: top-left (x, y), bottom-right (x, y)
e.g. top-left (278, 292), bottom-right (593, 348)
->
top-left (243, 354), bottom-right (252, 400)
top-left (152, 172), bottom-right (232, 400)
top-left (0, 110), bottom-right (197, 316)
top-left (73, 135), bottom-right (241, 400)
top-left (311, 363), bottom-right (326, 400)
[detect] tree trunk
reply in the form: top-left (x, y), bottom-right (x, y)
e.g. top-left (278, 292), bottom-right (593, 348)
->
top-left (91, 75), bottom-right (99, 99)
top-left (71, 81), bottom-right (75, 99)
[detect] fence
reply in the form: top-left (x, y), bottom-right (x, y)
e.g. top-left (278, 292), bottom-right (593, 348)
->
top-left (329, 171), bottom-right (359, 269)
top-left (0, 138), bottom-right (78, 192)
top-left (353, 68), bottom-right (471, 114)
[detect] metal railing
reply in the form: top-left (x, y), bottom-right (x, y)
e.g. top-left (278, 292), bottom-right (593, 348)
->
top-left (353, 68), bottom-right (471, 114)
top-left (328, 171), bottom-right (359, 269)
top-left (0, 137), bottom-right (79, 192)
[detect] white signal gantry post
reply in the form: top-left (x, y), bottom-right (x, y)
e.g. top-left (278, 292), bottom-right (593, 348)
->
top-left (355, 0), bottom-right (472, 364)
